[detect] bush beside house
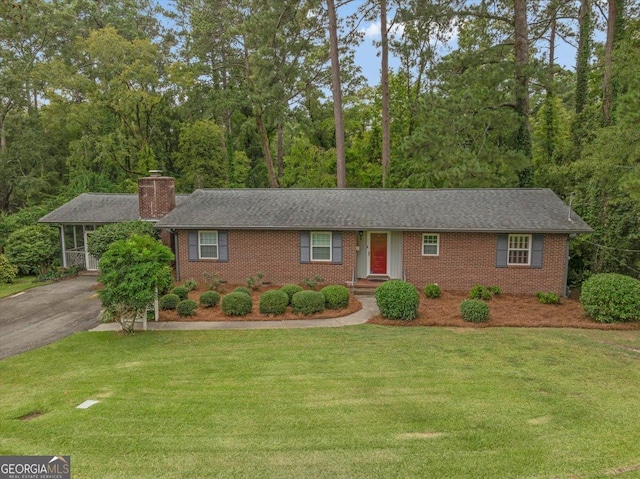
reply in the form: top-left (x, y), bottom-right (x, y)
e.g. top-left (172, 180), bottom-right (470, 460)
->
top-left (581, 273), bottom-right (640, 323)
top-left (375, 280), bottom-right (419, 320)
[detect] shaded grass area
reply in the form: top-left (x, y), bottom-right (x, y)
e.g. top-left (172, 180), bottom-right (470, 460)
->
top-left (0, 276), bottom-right (50, 299)
top-left (1, 327), bottom-right (639, 478)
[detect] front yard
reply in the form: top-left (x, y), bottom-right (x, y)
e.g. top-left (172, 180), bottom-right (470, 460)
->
top-left (1, 327), bottom-right (640, 478)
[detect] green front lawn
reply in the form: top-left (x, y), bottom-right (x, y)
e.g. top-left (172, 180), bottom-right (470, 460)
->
top-left (1, 327), bottom-right (639, 478)
top-left (0, 276), bottom-right (50, 299)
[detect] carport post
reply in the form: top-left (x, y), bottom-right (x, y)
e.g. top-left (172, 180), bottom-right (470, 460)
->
top-left (60, 226), bottom-right (67, 268)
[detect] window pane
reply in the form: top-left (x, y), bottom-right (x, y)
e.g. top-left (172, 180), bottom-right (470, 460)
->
top-left (200, 245), bottom-right (218, 258)
top-left (423, 235), bottom-right (438, 255)
top-left (312, 233), bottom-right (331, 247)
top-left (200, 231), bottom-right (217, 245)
top-left (312, 246), bottom-right (331, 261)
top-left (423, 244), bottom-right (438, 255)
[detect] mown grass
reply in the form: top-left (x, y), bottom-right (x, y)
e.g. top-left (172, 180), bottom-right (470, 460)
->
top-left (0, 276), bottom-right (50, 299)
top-left (1, 327), bottom-right (639, 478)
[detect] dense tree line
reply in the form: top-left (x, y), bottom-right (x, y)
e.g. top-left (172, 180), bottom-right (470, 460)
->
top-left (0, 0), bottom-right (638, 282)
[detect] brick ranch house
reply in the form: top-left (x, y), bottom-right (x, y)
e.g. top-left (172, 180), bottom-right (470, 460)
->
top-left (39, 172), bottom-right (593, 296)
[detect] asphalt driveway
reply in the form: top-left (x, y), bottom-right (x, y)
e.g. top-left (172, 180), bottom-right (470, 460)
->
top-left (0, 275), bottom-right (101, 360)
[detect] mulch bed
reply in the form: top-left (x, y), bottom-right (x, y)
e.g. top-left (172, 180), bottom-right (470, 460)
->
top-left (367, 290), bottom-right (640, 330)
top-left (160, 285), bottom-right (362, 322)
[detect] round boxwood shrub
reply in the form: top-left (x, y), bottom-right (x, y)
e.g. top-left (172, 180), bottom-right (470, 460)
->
top-left (469, 284), bottom-right (492, 300)
top-left (171, 286), bottom-right (189, 301)
top-left (176, 299), bottom-right (198, 317)
top-left (182, 279), bottom-right (198, 291)
top-left (0, 254), bottom-right (18, 284)
top-left (199, 290), bottom-right (221, 308)
top-left (159, 293), bottom-right (180, 310)
top-left (374, 280), bottom-right (420, 321)
top-left (221, 291), bottom-right (252, 316)
top-left (259, 290), bottom-right (289, 315)
top-left (280, 284), bottom-right (303, 304)
top-left (581, 273), bottom-right (640, 323)
top-left (321, 284), bottom-right (350, 310)
top-left (536, 291), bottom-right (560, 305)
top-left (488, 286), bottom-right (502, 296)
top-left (460, 299), bottom-right (489, 322)
top-left (423, 283), bottom-right (441, 299)
top-left (291, 290), bottom-right (325, 315)
top-left (233, 286), bottom-right (252, 296)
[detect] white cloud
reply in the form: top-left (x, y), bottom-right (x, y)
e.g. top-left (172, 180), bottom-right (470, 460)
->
top-left (362, 21), bottom-right (405, 39)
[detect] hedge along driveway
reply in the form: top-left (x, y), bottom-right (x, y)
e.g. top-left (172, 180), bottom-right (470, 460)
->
top-left (0, 275), bottom-right (101, 359)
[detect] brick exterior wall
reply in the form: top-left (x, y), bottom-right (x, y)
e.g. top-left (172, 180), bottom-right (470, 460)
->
top-left (403, 232), bottom-right (568, 295)
top-left (174, 229), bottom-right (569, 295)
top-left (176, 230), bottom-right (357, 286)
top-left (138, 176), bottom-right (176, 219)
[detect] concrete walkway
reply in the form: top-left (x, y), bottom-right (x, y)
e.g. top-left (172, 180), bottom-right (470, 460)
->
top-left (90, 296), bottom-right (378, 331)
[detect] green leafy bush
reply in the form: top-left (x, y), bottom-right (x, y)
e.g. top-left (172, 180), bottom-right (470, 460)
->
top-left (246, 272), bottom-right (265, 290)
top-left (460, 299), bottom-right (490, 322)
top-left (321, 285), bottom-right (350, 309)
top-left (5, 225), bottom-right (60, 275)
top-left (280, 284), bottom-right (303, 304)
top-left (176, 299), bottom-right (198, 316)
top-left (171, 286), bottom-right (189, 301)
top-left (221, 292), bottom-right (252, 316)
top-left (469, 284), bottom-right (492, 300)
top-left (182, 279), bottom-right (198, 292)
top-left (233, 286), bottom-right (252, 296)
top-left (199, 290), bottom-right (220, 308)
top-left (87, 220), bottom-right (158, 259)
top-left (259, 290), bottom-right (289, 314)
top-left (0, 254), bottom-right (18, 283)
top-left (159, 293), bottom-right (180, 310)
top-left (536, 291), bottom-right (561, 305)
top-left (374, 280), bottom-right (420, 320)
top-left (488, 286), bottom-right (502, 296)
top-left (423, 283), bottom-right (441, 298)
top-left (291, 290), bottom-right (325, 315)
top-left (581, 273), bottom-right (640, 323)
top-left (202, 271), bottom-right (223, 291)
top-left (303, 275), bottom-right (325, 290)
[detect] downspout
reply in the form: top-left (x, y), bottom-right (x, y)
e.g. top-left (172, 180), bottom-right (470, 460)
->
top-left (563, 235), bottom-right (572, 297)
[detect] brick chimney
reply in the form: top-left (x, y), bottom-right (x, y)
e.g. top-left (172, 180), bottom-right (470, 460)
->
top-left (138, 170), bottom-right (176, 220)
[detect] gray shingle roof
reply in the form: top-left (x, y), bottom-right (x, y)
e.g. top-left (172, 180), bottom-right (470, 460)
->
top-left (38, 193), bottom-right (188, 225)
top-left (154, 188), bottom-right (593, 233)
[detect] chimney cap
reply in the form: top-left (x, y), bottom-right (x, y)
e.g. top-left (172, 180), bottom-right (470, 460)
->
top-left (148, 169), bottom-right (163, 177)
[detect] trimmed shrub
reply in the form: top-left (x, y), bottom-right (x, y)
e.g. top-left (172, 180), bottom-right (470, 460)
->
top-left (199, 290), bottom-right (220, 308)
top-left (171, 286), bottom-right (189, 301)
top-left (291, 290), bottom-right (325, 315)
top-left (280, 284), bottom-right (304, 304)
top-left (0, 254), bottom-right (18, 283)
top-left (321, 284), bottom-right (350, 310)
top-left (460, 299), bottom-right (490, 322)
top-left (581, 273), bottom-right (640, 323)
top-left (176, 299), bottom-right (198, 317)
top-left (259, 290), bottom-right (289, 315)
top-left (469, 284), bottom-right (492, 300)
top-left (182, 279), bottom-right (198, 292)
top-left (221, 292), bottom-right (252, 316)
top-left (536, 291), bottom-right (561, 305)
top-left (233, 286), bottom-right (252, 296)
top-left (374, 280), bottom-right (420, 321)
top-left (5, 225), bottom-right (60, 275)
top-left (423, 283), bottom-right (442, 298)
top-left (87, 220), bottom-right (158, 260)
top-left (488, 286), bottom-right (502, 296)
top-left (159, 293), bottom-right (180, 310)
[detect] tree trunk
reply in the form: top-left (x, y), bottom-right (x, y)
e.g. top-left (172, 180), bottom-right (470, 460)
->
top-left (575, 0), bottom-right (591, 115)
top-left (602, 0), bottom-right (617, 125)
top-left (380, 0), bottom-right (391, 188)
top-left (255, 112), bottom-right (280, 188)
top-left (545, 13), bottom-right (556, 162)
top-left (277, 122), bottom-right (284, 181)
top-left (514, 0), bottom-right (532, 186)
top-left (327, 0), bottom-right (347, 188)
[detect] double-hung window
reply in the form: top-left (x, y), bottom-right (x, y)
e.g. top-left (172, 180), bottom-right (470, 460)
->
top-left (422, 234), bottom-right (440, 256)
top-left (311, 232), bottom-right (332, 261)
top-left (507, 234), bottom-right (531, 265)
top-left (199, 231), bottom-right (218, 259)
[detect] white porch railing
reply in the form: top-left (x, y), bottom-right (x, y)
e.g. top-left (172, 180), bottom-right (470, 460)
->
top-left (66, 247), bottom-right (86, 268)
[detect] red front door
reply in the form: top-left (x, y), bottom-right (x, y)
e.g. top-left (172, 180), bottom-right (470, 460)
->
top-left (370, 233), bottom-right (388, 275)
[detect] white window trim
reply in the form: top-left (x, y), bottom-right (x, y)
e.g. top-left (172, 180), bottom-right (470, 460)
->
top-left (507, 233), bottom-right (531, 266)
top-left (311, 231), bottom-right (332, 262)
top-left (422, 233), bottom-right (440, 256)
top-left (198, 230), bottom-right (219, 260)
